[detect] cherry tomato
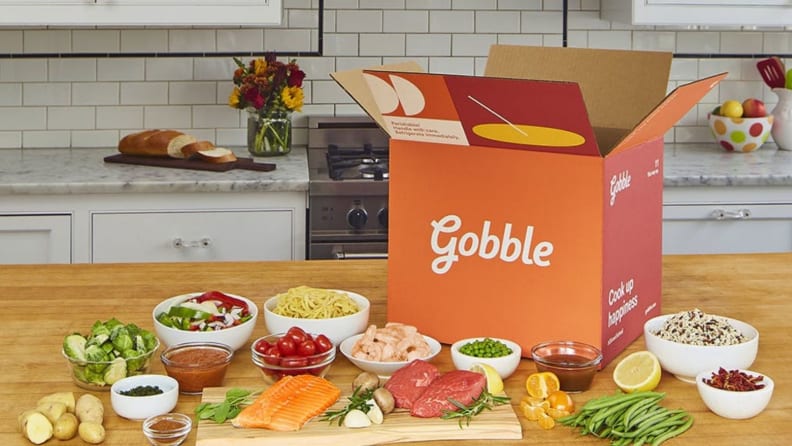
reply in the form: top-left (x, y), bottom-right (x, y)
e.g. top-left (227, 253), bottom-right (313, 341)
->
top-left (314, 334), bottom-right (333, 353)
top-left (286, 326), bottom-right (309, 344)
top-left (263, 345), bottom-right (281, 365)
top-left (280, 356), bottom-right (308, 368)
top-left (546, 390), bottom-right (575, 412)
top-left (276, 336), bottom-right (297, 356)
top-left (297, 339), bottom-right (317, 356)
top-left (254, 339), bottom-right (273, 355)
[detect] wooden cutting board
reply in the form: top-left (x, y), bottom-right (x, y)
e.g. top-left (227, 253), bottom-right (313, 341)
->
top-left (104, 153), bottom-right (276, 172)
top-left (196, 387), bottom-right (523, 446)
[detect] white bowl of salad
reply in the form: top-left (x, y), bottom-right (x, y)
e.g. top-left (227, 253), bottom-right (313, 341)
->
top-left (152, 291), bottom-right (258, 351)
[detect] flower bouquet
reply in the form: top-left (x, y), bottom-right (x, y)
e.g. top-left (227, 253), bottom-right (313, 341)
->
top-left (229, 53), bottom-right (306, 156)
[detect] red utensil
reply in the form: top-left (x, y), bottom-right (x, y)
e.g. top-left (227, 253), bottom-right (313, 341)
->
top-left (757, 57), bottom-right (786, 89)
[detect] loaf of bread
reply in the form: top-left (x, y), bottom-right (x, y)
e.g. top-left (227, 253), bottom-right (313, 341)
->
top-left (194, 147), bottom-right (237, 164)
top-left (181, 140), bottom-right (216, 158)
top-left (118, 129), bottom-right (236, 163)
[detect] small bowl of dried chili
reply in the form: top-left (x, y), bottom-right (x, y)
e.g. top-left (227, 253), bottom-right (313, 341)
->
top-left (696, 367), bottom-right (774, 419)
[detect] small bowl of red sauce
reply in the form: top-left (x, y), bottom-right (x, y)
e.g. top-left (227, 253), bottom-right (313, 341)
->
top-left (531, 340), bottom-right (602, 393)
top-left (161, 342), bottom-right (233, 394)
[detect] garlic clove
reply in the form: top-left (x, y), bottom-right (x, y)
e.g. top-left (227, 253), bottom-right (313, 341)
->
top-left (366, 399), bottom-right (384, 424)
top-left (343, 409), bottom-right (372, 428)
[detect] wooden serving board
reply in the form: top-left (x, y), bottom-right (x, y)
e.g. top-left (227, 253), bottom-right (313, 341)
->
top-left (104, 153), bottom-right (276, 172)
top-left (196, 387), bottom-right (523, 446)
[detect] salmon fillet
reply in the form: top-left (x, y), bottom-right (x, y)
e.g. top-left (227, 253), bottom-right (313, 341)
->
top-left (232, 375), bottom-right (341, 431)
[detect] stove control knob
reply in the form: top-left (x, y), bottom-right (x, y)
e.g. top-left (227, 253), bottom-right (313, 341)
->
top-left (377, 208), bottom-right (388, 228)
top-left (347, 208), bottom-right (368, 229)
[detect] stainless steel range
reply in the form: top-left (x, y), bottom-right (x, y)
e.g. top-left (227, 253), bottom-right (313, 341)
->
top-left (307, 116), bottom-right (390, 260)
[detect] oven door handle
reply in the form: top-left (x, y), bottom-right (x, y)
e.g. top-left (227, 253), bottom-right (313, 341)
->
top-left (334, 252), bottom-right (388, 260)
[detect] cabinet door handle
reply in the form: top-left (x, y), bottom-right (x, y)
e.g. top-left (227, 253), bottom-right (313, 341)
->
top-left (172, 237), bottom-right (212, 248)
top-left (711, 208), bottom-right (751, 220)
top-left (334, 252), bottom-right (388, 260)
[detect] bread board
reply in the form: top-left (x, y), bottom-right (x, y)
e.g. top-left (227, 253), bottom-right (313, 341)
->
top-left (196, 386), bottom-right (523, 446)
top-left (104, 153), bottom-right (276, 172)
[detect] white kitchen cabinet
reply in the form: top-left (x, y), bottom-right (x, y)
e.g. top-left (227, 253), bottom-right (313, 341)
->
top-left (0, 0), bottom-right (282, 27)
top-left (92, 209), bottom-right (294, 263)
top-left (663, 186), bottom-right (792, 254)
top-left (601, 0), bottom-right (792, 27)
top-left (0, 214), bottom-right (71, 264)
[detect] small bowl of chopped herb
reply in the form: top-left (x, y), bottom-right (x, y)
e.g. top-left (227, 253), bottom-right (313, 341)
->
top-left (110, 374), bottom-right (179, 420)
top-left (696, 367), bottom-right (774, 419)
top-left (450, 337), bottom-right (522, 379)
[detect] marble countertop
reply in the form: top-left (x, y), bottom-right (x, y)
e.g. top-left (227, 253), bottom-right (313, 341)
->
top-left (1, 143), bottom-right (792, 196)
top-left (0, 147), bottom-right (309, 195)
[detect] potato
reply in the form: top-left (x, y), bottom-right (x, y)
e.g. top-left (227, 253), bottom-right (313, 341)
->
top-left (18, 410), bottom-right (53, 445)
top-left (37, 392), bottom-right (76, 413)
top-left (78, 422), bottom-right (106, 444)
top-left (53, 413), bottom-right (79, 440)
top-left (75, 394), bottom-right (104, 425)
top-left (36, 401), bottom-right (68, 424)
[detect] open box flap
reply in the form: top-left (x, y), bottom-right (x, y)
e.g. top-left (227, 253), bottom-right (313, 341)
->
top-left (358, 70), bottom-right (602, 156)
top-left (330, 61), bottom-right (424, 132)
top-left (484, 45), bottom-right (673, 135)
top-left (608, 72), bottom-right (727, 157)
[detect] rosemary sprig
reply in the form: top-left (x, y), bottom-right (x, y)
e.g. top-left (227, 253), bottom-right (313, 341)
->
top-left (320, 386), bottom-right (375, 426)
top-left (195, 388), bottom-right (261, 424)
top-left (441, 390), bottom-right (511, 428)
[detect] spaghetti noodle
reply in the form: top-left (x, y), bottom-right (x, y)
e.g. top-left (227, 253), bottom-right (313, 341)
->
top-left (270, 286), bottom-right (360, 319)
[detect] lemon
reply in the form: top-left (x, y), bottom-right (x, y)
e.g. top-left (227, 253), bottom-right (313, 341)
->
top-left (612, 350), bottom-right (662, 393)
top-left (470, 363), bottom-right (504, 394)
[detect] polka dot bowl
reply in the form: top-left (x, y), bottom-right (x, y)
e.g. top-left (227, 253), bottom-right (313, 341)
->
top-left (708, 113), bottom-right (773, 153)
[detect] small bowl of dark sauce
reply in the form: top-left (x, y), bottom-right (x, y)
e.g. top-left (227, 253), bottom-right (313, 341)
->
top-left (531, 340), bottom-right (602, 392)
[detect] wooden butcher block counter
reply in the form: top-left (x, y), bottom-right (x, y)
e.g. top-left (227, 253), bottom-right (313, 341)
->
top-left (1, 255), bottom-right (789, 445)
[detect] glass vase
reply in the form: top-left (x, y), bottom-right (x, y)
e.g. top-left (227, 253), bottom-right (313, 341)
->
top-left (247, 110), bottom-right (292, 157)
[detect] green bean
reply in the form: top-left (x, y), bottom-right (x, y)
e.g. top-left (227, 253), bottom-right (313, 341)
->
top-left (622, 393), bottom-right (664, 428)
top-left (627, 404), bottom-right (666, 429)
top-left (581, 391), bottom-right (663, 412)
top-left (650, 415), bottom-right (694, 446)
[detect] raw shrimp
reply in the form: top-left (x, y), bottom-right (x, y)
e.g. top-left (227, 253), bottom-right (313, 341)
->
top-left (350, 323), bottom-right (432, 362)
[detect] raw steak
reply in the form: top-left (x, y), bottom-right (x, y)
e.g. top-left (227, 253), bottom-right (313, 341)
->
top-left (410, 369), bottom-right (486, 418)
top-left (383, 359), bottom-right (440, 409)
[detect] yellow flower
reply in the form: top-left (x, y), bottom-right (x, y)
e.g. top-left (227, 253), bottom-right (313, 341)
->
top-left (228, 87), bottom-right (241, 108)
top-left (253, 58), bottom-right (268, 76)
top-left (281, 86), bottom-right (304, 112)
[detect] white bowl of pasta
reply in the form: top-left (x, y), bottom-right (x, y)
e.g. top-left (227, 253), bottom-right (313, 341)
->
top-left (262, 286), bottom-right (370, 346)
top-left (339, 323), bottom-right (442, 378)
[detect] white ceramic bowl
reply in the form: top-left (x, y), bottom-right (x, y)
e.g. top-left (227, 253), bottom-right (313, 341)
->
top-left (450, 337), bottom-right (522, 379)
top-left (644, 314), bottom-right (759, 383)
top-left (152, 292), bottom-right (258, 351)
top-left (263, 289), bottom-right (370, 345)
top-left (696, 368), bottom-right (774, 419)
top-left (708, 113), bottom-right (773, 153)
top-left (339, 333), bottom-right (441, 378)
top-left (110, 374), bottom-right (179, 420)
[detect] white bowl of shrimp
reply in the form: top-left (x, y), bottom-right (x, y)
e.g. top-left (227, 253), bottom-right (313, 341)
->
top-left (263, 286), bottom-right (370, 346)
top-left (339, 323), bottom-right (442, 378)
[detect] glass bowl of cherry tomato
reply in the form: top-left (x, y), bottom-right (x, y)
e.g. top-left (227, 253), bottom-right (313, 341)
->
top-left (250, 327), bottom-right (336, 384)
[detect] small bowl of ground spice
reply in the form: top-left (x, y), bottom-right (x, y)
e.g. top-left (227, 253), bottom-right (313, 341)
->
top-left (143, 412), bottom-right (192, 446)
top-left (696, 368), bottom-right (774, 419)
top-left (110, 374), bottom-right (179, 420)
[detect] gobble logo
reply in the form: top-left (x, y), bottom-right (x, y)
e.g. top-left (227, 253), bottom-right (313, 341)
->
top-left (609, 170), bottom-right (631, 206)
top-left (429, 215), bottom-right (554, 274)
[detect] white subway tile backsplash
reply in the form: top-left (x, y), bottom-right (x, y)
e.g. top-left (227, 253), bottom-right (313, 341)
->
top-left (384, 10), bottom-right (429, 33)
top-left (193, 105), bottom-right (240, 128)
top-left (428, 56), bottom-right (475, 75)
top-left (360, 34), bottom-right (405, 56)
top-left (721, 32), bottom-right (764, 54)
top-left (72, 30), bottom-right (120, 53)
top-left (452, 0), bottom-right (495, 10)
top-left (1, 60), bottom-right (47, 82)
top-left (670, 59), bottom-right (699, 81)
top-left (73, 83), bottom-right (120, 106)
top-left (677, 31), bottom-right (720, 53)
top-left (497, 34), bottom-right (544, 46)
top-left (763, 32), bottom-right (792, 54)
top-left (0, 84), bottom-right (22, 106)
top-left (195, 58), bottom-right (235, 81)
top-left (430, 11), bottom-right (474, 33)
top-left (120, 82), bottom-right (169, 105)
top-left (120, 30), bottom-right (169, 53)
top-left (406, 0), bottom-right (451, 9)
top-left (497, 0), bottom-right (541, 10)
top-left (335, 57), bottom-right (385, 71)
top-left (72, 130), bottom-right (120, 148)
top-left (452, 34), bottom-right (496, 56)
top-left (337, 10), bottom-right (383, 33)
top-left (23, 83), bottom-right (71, 106)
top-left (288, 9), bottom-right (320, 28)
top-left (520, 12), bottom-right (563, 34)
top-left (97, 58), bottom-right (145, 82)
top-left (145, 58), bottom-right (194, 81)
top-left (361, 0), bottom-right (405, 8)
top-left (0, 31), bottom-right (23, 53)
top-left (48, 107), bottom-right (95, 130)
top-left (23, 30), bottom-right (71, 53)
top-left (406, 34), bottom-right (451, 56)
top-left (632, 31), bottom-right (676, 52)
top-left (476, 11), bottom-right (520, 33)
top-left (169, 30), bottom-right (217, 52)
top-left (49, 59), bottom-right (97, 82)
top-left (96, 106), bottom-right (144, 129)
top-left (217, 29), bottom-right (264, 52)
top-left (568, 11), bottom-right (611, 30)
top-left (169, 82), bottom-right (216, 105)
top-left (24, 131), bottom-right (71, 148)
top-left (0, 131), bottom-right (22, 149)
top-left (143, 106), bottom-right (192, 129)
top-left (312, 79), bottom-right (356, 104)
top-left (587, 31), bottom-right (632, 50)
top-left (0, 107), bottom-right (46, 130)
top-left (263, 29), bottom-right (314, 52)
top-left (323, 34), bottom-right (360, 56)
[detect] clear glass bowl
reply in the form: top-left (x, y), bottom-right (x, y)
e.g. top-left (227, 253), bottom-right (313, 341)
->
top-left (250, 334), bottom-right (335, 385)
top-left (160, 342), bottom-right (233, 395)
top-left (531, 340), bottom-right (602, 393)
top-left (142, 412), bottom-right (192, 446)
top-left (62, 338), bottom-right (160, 391)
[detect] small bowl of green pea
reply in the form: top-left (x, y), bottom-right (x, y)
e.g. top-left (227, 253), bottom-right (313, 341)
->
top-left (450, 337), bottom-right (522, 379)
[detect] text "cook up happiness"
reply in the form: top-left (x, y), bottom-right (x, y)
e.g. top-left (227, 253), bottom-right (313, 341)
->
top-left (430, 215), bottom-right (554, 274)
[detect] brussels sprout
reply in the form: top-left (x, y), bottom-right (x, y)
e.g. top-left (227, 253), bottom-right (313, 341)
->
top-left (103, 357), bottom-right (127, 385)
top-left (141, 331), bottom-right (158, 351)
top-left (89, 321), bottom-right (111, 345)
top-left (63, 334), bottom-right (87, 362)
top-left (104, 318), bottom-right (124, 331)
top-left (84, 344), bottom-right (107, 363)
top-left (111, 327), bottom-right (133, 352)
top-left (84, 368), bottom-right (106, 385)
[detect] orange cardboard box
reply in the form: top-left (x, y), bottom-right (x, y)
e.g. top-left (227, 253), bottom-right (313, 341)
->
top-left (332, 45), bottom-right (724, 365)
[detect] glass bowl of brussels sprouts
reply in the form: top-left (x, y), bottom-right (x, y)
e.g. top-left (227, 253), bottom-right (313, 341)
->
top-left (62, 318), bottom-right (161, 391)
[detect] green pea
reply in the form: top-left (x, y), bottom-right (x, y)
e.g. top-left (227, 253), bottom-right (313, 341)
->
top-left (459, 338), bottom-right (513, 358)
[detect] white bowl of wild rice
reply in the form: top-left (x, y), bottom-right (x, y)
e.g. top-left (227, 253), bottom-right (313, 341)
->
top-left (643, 309), bottom-right (758, 384)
